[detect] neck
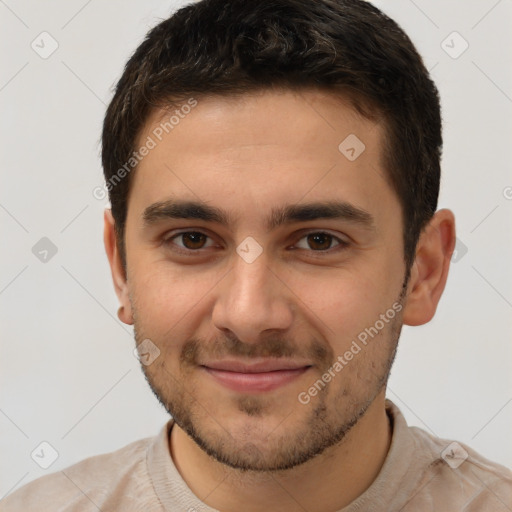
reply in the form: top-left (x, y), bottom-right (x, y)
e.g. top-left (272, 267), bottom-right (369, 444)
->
top-left (170, 391), bottom-right (392, 512)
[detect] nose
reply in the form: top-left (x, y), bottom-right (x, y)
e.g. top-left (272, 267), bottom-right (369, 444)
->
top-left (212, 253), bottom-right (294, 344)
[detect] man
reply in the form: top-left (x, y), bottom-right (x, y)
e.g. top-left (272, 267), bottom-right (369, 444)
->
top-left (2, 0), bottom-right (511, 510)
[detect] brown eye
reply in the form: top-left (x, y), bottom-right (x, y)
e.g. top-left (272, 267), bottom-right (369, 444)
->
top-left (164, 231), bottom-right (214, 251)
top-left (294, 232), bottom-right (347, 252)
top-left (307, 233), bottom-right (333, 250)
top-left (180, 232), bottom-right (207, 249)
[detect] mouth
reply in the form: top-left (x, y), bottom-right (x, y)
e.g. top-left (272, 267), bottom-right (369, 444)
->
top-left (200, 359), bottom-right (312, 393)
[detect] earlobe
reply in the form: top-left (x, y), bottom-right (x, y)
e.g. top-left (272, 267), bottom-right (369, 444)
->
top-left (402, 209), bottom-right (456, 326)
top-left (103, 208), bottom-right (134, 325)
top-left (117, 305), bottom-right (132, 324)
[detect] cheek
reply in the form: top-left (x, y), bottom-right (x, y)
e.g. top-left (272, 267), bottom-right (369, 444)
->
top-left (129, 264), bottom-right (218, 340)
top-left (324, 287), bottom-right (380, 353)
top-left (290, 259), bottom-right (400, 351)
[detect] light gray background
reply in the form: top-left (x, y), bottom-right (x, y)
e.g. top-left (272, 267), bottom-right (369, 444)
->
top-left (1, 0), bottom-right (511, 498)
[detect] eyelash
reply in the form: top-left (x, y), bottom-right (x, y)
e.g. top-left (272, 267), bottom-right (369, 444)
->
top-left (162, 230), bottom-right (349, 256)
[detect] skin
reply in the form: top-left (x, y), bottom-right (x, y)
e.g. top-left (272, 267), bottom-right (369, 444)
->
top-left (104, 88), bottom-right (456, 512)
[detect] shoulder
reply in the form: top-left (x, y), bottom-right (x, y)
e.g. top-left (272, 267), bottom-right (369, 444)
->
top-left (382, 400), bottom-right (512, 511)
top-left (0, 435), bottom-right (154, 512)
top-left (406, 425), bottom-right (512, 511)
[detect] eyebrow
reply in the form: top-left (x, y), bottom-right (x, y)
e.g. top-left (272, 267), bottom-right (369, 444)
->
top-left (142, 199), bottom-right (376, 232)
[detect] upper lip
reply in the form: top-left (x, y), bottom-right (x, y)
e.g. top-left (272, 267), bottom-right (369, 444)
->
top-left (201, 359), bottom-right (312, 373)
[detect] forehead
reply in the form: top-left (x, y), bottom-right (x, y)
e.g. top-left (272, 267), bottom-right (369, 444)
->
top-left (128, 88), bottom-right (397, 228)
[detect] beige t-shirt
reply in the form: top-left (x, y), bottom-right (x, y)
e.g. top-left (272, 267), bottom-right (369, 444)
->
top-left (1, 400), bottom-right (511, 511)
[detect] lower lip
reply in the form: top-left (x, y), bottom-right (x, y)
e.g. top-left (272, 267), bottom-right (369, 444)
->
top-left (202, 366), bottom-right (310, 393)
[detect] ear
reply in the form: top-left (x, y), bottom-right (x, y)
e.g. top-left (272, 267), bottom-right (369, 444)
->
top-left (402, 208), bottom-right (456, 326)
top-left (103, 208), bottom-right (134, 325)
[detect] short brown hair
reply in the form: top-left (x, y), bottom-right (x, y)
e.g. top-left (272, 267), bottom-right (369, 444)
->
top-left (102, 0), bottom-right (442, 275)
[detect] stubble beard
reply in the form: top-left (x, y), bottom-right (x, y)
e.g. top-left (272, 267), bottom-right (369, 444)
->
top-left (133, 312), bottom-right (403, 473)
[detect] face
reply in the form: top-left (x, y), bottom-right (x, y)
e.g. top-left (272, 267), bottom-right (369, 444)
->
top-left (122, 89), bottom-right (408, 471)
